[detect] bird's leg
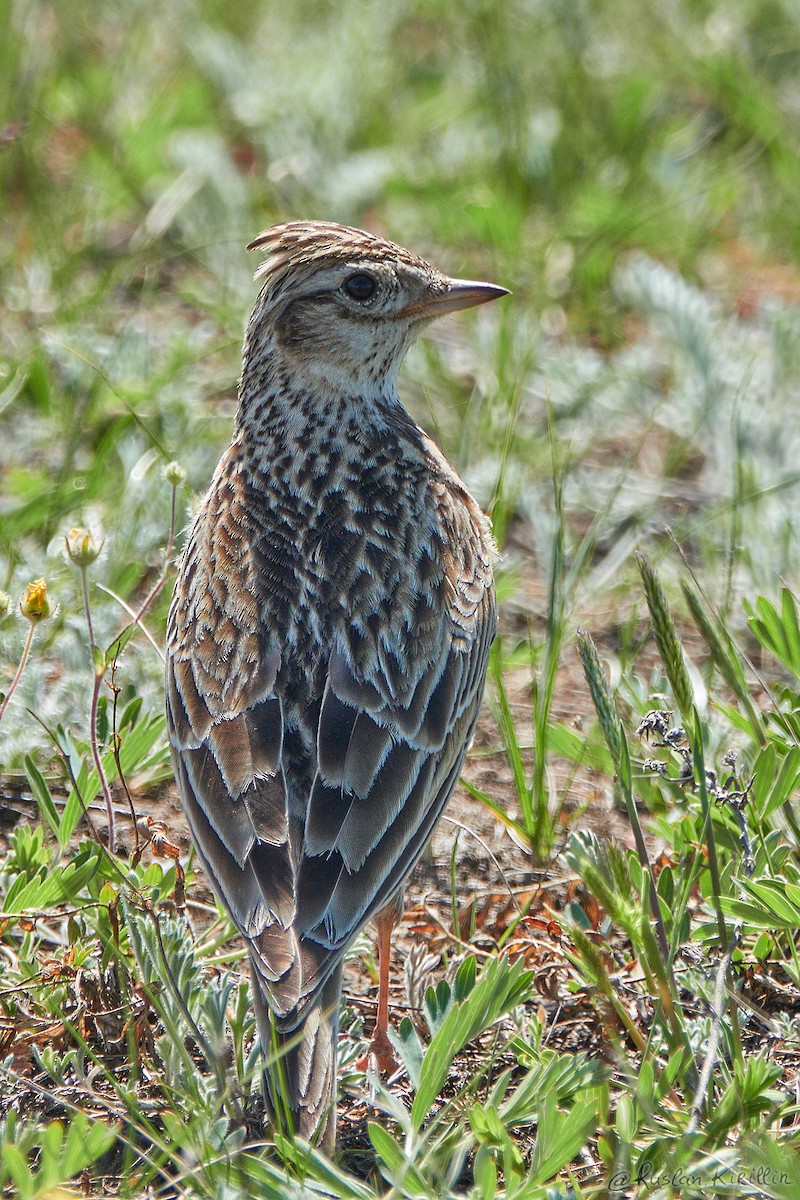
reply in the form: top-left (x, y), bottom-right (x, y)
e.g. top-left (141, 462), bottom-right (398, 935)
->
top-left (361, 891), bottom-right (404, 1075)
top-left (370, 907), bottom-right (397, 1073)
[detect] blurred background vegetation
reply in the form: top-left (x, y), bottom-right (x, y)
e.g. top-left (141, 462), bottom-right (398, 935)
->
top-left (4, 0), bottom-right (800, 750)
top-left (5, 0), bottom-right (800, 1195)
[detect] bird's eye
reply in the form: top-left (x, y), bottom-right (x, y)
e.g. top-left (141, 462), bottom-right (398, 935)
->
top-left (344, 272), bottom-right (377, 302)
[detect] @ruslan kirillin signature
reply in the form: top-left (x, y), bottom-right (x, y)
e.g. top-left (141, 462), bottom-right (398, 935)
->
top-left (609, 1164), bottom-right (788, 1192)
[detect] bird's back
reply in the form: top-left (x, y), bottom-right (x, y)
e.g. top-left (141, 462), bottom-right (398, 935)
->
top-left (167, 398), bottom-right (496, 1029)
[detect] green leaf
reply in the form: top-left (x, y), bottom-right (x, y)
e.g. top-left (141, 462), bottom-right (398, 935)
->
top-left (461, 778), bottom-right (532, 846)
top-left (61, 1114), bottom-right (117, 1178)
top-left (24, 353), bottom-right (52, 412)
top-left (1, 1144), bottom-right (33, 1199)
top-left (368, 1121), bottom-right (404, 1171)
top-left (545, 719), bottom-right (614, 773)
top-left (453, 953), bottom-right (477, 1000)
top-left (753, 745), bottom-right (800, 819)
top-left (411, 955), bottom-right (532, 1128)
top-left (121, 695), bottom-right (143, 730)
top-left (718, 898), bottom-right (796, 932)
top-left (490, 644), bottom-right (532, 831)
top-left (61, 711), bottom-right (169, 815)
top-left (499, 1048), bottom-right (607, 1127)
top-left (106, 620), bottom-right (138, 665)
top-left (473, 1143), bottom-right (498, 1200)
top-left (470, 1103), bottom-right (526, 1190)
top-left (782, 587), bottom-right (800, 671)
top-left (744, 878), bottom-right (800, 925)
top-left (368, 1122), bottom-right (428, 1192)
top-left (276, 1138), bottom-right (375, 1200)
top-left (23, 755), bottom-right (61, 844)
top-left (59, 786), bottom-right (85, 845)
top-left (527, 1092), bottom-right (602, 1188)
top-left (745, 591), bottom-right (800, 680)
top-left (424, 978), bottom-right (454, 1036)
top-left (393, 1017), bottom-right (424, 1089)
top-left (3, 849), bottom-right (101, 916)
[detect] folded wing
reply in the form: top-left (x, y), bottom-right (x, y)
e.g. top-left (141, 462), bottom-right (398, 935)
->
top-left (166, 478), bottom-right (496, 1033)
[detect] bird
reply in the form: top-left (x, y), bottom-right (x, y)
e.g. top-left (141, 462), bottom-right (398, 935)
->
top-left (165, 220), bottom-right (507, 1149)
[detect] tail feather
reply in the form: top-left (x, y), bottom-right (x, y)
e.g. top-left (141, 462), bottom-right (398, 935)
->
top-left (251, 956), bottom-right (342, 1150)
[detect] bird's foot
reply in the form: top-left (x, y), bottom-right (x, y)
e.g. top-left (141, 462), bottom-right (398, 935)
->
top-left (358, 1025), bottom-right (399, 1076)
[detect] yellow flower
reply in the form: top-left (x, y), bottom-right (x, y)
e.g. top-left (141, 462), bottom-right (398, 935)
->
top-left (20, 578), bottom-right (51, 623)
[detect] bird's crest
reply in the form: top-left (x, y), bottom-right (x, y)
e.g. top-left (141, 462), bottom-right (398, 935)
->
top-left (247, 221), bottom-right (428, 287)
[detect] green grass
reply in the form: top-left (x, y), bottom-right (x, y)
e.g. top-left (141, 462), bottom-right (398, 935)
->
top-left (4, 0), bottom-right (800, 1195)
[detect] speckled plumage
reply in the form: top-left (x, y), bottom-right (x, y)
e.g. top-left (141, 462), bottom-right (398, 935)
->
top-left (166, 221), bottom-right (506, 1147)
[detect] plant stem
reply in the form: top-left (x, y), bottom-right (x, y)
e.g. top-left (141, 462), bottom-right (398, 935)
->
top-left (0, 622), bottom-right (36, 726)
top-left (80, 563), bottom-right (116, 855)
top-left (80, 560), bottom-right (95, 649)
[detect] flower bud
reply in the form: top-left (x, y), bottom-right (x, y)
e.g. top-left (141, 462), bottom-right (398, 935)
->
top-left (162, 460), bottom-right (186, 487)
top-left (65, 527), bottom-right (103, 567)
top-left (20, 578), bottom-right (51, 623)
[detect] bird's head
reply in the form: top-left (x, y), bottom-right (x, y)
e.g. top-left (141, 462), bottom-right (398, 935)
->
top-left (242, 221), bottom-right (508, 399)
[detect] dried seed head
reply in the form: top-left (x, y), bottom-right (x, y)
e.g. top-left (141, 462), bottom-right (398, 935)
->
top-left (65, 527), bottom-right (103, 567)
top-left (636, 709), bottom-right (673, 741)
top-left (162, 461), bottom-right (187, 487)
top-left (20, 578), bottom-right (51, 623)
top-left (642, 758), bottom-right (668, 776)
top-left (663, 726), bottom-right (687, 747)
top-left (0, 591), bottom-right (10, 621)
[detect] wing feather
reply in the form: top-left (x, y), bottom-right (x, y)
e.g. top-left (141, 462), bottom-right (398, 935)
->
top-left (333, 738), bottom-right (425, 869)
top-left (166, 455), bottom-right (497, 1037)
top-left (303, 777), bottom-right (353, 858)
top-left (340, 714), bottom-right (394, 796)
top-left (173, 750), bottom-right (269, 935)
top-left (296, 582), bottom-right (496, 952)
top-left (316, 690), bottom-right (359, 783)
top-left (168, 657), bottom-right (211, 746)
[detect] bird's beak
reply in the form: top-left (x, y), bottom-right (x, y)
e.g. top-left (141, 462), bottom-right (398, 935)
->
top-left (398, 278), bottom-right (510, 320)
